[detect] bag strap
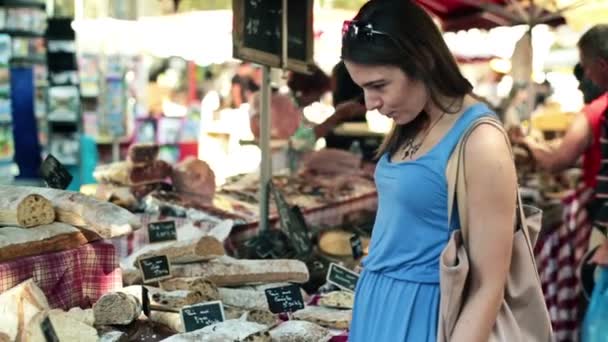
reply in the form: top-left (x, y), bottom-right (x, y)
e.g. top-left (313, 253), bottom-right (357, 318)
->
top-left (446, 117), bottom-right (535, 259)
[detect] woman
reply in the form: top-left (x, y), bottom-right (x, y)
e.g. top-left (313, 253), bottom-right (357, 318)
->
top-left (342, 1), bottom-right (517, 341)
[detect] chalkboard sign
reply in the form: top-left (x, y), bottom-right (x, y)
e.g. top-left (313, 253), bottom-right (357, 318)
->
top-left (142, 286), bottom-right (151, 317)
top-left (148, 221), bottom-right (177, 243)
top-left (40, 154), bottom-right (73, 189)
top-left (180, 301), bottom-right (225, 332)
top-left (350, 234), bottom-right (363, 260)
top-left (264, 284), bottom-right (305, 314)
top-left (232, 0), bottom-right (313, 73)
top-left (138, 255), bottom-right (172, 284)
top-left (327, 263), bottom-right (359, 293)
top-left (270, 183), bottom-right (312, 257)
top-left (41, 315), bottom-right (60, 342)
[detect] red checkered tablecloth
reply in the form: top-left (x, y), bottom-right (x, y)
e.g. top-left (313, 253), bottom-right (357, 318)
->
top-left (534, 186), bottom-right (594, 342)
top-left (0, 241), bottom-right (121, 310)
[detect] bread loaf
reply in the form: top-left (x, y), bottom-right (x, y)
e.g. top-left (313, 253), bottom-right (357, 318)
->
top-left (0, 279), bottom-right (50, 341)
top-left (171, 157), bottom-right (216, 199)
top-left (0, 189), bottom-right (55, 228)
top-left (95, 183), bottom-right (138, 209)
top-left (122, 221), bottom-right (230, 267)
top-left (94, 160), bottom-right (172, 186)
top-left (50, 307), bottom-right (95, 327)
top-left (1, 185), bottom-right (142, 239)
top-left (218, 283), bottom-right (296, 311)
top-left (170, 257), bottom-right (309, 286)
top-left (318, 291), bottom-right (354, 309)
top-left (93, 292), bottom-right (142, 325)
top-left (149, 311), bottom-right (183, 332)
top-left (292, 306), bottom-right (352, 330)
top-left (128, 143), bottom-right (160, 164)
top-left (24, 311), bottom-right (99, 342)
top-left (161, 320), bottom-right (268, 342)
top-left (159, 278), bottom-right (219, 298)
top-left (269, 321), bottom-right (332, 342)
top-left (119, 285), bottom-right (219, 311)
top-left (0, 223), bottom-right (89, 262)
top-left (133, 236), bottom-right (225, 266)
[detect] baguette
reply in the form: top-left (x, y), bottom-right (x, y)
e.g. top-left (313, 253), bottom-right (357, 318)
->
top-left (0, 185), bottom-right (142, 239)
top-left (0, 279), bottom-right (50, 341)
top-left (0, 223), bottom-right (89, 262)
top-left (170, 257), bottom-right (309, 287)
top-left (0, 189), bottom-right (54, 228)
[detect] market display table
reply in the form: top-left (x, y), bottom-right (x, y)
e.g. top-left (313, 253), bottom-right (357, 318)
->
top-left (230, 188), bottom-right (378, 243)
top-left (0, 241), bottom-right (121, 310)
top-left (534, 186), bottom-right (593, 342)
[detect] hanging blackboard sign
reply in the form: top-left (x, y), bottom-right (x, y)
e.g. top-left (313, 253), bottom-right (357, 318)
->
top-left (180, 301), bottom-right (225, 332)
top-left (138, 255), bottom-right (172, 284)
top-left (40, 154), bottom-right (73, 189)
top-left (270, 182), bottom-right (312, 257)
top-left (264, 284), bottom-right (305, 314)
top-left (148, 221), bottom-right (177, 243)
top-left (232, 0), bottom-right (313, 73)
top-left (327, 263), bottom-right (359, 293)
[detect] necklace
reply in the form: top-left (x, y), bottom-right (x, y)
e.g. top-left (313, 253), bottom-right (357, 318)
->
top-left (401, 112), bottom-right (446, 159)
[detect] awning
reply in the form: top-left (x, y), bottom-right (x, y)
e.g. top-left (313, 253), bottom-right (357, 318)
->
top-left (415, 0), bottom-right (567, 31)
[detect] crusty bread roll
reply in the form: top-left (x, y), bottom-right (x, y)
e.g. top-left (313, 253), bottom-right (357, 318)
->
top-left (93, 292), bottom-right (142, 325)
top-left (171, 157), bottom-right (216, 200)
top-left (0, 191), bottom-right (55, 228)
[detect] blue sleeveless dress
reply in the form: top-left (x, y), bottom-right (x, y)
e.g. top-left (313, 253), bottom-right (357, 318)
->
top-left (349, 104), bottom-right (493, 342)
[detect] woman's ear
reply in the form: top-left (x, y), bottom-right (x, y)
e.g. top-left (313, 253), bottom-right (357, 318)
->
top-left (599, 57), bottom-right (608, 73)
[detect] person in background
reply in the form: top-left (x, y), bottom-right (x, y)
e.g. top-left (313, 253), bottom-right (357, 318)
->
top-left (342, 1), bottom-right (518, 341)
top-left (514, 63), bottom-right (607, 188)
top-left (230, 62), bottom-right (260, 108)
top-left (249, 64), bottom-right (367, 144)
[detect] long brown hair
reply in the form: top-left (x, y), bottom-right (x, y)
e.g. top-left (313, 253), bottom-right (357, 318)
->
top-left (341, 0), bottom-right (472, 158)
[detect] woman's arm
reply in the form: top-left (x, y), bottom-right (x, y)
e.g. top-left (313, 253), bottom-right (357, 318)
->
top-left (450, 124), bottom-right (518, 342)
top-left (313, 100), bottom-right (366, 139)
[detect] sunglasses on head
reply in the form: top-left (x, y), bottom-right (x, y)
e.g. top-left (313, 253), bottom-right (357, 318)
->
top-left (342, 20), bottom-right (405, 51)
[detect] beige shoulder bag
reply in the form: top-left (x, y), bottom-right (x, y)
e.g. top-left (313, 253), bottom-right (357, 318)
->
top-left (438, 117), bottom-right (553, 341)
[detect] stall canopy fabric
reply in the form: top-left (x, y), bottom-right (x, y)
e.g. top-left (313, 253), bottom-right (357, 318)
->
top-left (415, 0), bottom-right (572, 32)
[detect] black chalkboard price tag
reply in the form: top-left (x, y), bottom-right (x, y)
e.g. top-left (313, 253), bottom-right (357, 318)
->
top-left (264, 284), bottom-right (305, 314)
top-left (327, 263), bottom-right (359, 293)
top-left (41, 315), bottom-right (60, 342)
top-left (40, 154), bottom-right (73, 190)
top-left (350, 234), bottom-right (363, 260)
top-left (180, 301), bottom-right (225, 332)
top-left (232, 0), bottom-right (313, 73)
top-left (142, 286), bottom-right (151, 317)
top-left (138, 255), bottom-right (172, 284)
top-left (270, 183), bottom-right (312, 257)
top-left (148, 221), bottom-right (177, 243)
